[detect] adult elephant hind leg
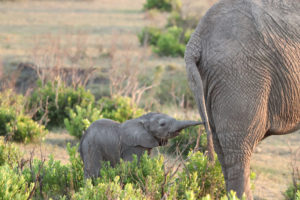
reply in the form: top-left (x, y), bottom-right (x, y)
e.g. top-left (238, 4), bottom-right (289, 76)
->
top-left (212, 98), bottom-right (268, 199)
top-left (218, 127), bottom-right (266, 200)
top-left (222, 142), bottom-right (253, 199)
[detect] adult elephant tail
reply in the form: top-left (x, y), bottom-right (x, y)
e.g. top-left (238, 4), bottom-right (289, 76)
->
top-left (185, 31), bottom-right (215, 162)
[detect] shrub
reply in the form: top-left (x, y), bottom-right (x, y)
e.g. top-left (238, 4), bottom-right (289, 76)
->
top-left (67, 143), bottom-right (84, 192)
top-left (0, 165), bottom-right (33, 200)
top-left (99, 154), bottom-right (164, 186)
top-left (285, 183), bottom-right (300, 200)
top-left (177, 151), bottom-right (226, 199)
top-left (138, 26), bottom-right (186, 57)
top-left (21, 143), bottom-right (84, 199)
top-left (138, 26), bottom-right (162, 46)
top-left (22, 156), bottom-right (71, 199)
top-left (72, 177), bottom-right (146, 200)
top-left (64, 104), bottom-right (102, 139)
top-left (0, 107), bottom-right (15, 136)
top-left (184, 28), bottom-right (194, 44)
top-left (0, 137), bottom-right (21, 167)
top-left (143, 0), bottom-right (173, 12)
top-left (97, 153), bottom-right (176, 199)
top-left (167, 11), bottom-right (198, 36)
top-left (65, 96), bottom-right (144, 139)
top-left (0, 107), bottom-right (47, 143)
top-left (8, 114), bottom-right (48, 143)
top-left (29, 81), bottom-right (94, 128)
top-left (82, 151), bottom-right (226, 199)
top-left (166, 126), bottom-right (207, 157)
top-left (139, 0), bottom-right (199, 58)
top-left (0, 89), bottom-right (24, 112)
top-left (98, 96), bottom-right (144, 123)
top-left (154, 26), bottom-right (185, 57)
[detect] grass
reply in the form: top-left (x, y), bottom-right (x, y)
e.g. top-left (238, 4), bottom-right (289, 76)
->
top-left (0, 0), bottom-right (299, 199)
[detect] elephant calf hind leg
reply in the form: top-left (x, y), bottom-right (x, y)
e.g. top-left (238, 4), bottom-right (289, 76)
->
top-left (84, 156), bottom-right (103, 179)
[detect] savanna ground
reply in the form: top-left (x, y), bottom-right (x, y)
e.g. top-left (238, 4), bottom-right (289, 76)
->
top-left (0, 0), bottom-right (299, 199)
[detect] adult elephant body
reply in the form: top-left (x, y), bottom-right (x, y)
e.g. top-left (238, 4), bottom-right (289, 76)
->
top-left (185, 0), bottom-right (299, 199)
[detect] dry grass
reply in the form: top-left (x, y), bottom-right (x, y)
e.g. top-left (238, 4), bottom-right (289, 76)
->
top-left (17, 130), bottom-right (78, 165)
top-left (251, 132), bottom-right (300, 200)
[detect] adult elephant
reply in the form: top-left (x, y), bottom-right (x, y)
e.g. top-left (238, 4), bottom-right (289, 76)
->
top-left (185, 0), bottom-right (299, 199)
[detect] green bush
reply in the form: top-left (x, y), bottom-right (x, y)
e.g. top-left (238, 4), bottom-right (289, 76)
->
top-left (0, 107), bottom-right (15, 136)
top-left (297, 191), bottom-right (300, 200)
top-left (143, 0), bottom-right (173, 12)
top-left (0, 89), bottom-right (24, 112)
top-left (0, 137), bottom-right (21, 167)
top-left (96, 151), bottom-right (226, 199)
top-left (154, 26), bottom-right (185, 57)
top-left (72, 177), bottom-right (146, 200)
top-left (138, 26), bottom-right (186, 57)
top-left (98, 153), bottom-right (167, 199)
top-left (138, 26), bottom-right (162, 46)
top-left (167, 11), bottom-right (198, 37)
top-left (0, 107), bottom-right (48, 143)
top-left (22, 156), bottom-right (71, 199)
top-left (64, 104), bottom-right (102, 139)
top-left (177, 151), bottom-right (226, 199)
top-left (139, 0), bottom-right (200, 58)
top-left (29, 81), bottom-right (95, 128)
top-left (8, 114), bottom-right (48, 143)
top-left (21, 144), bottom-right (84, 199)
top-left (184, 28), bottom-right (194, 44)
top-left (0, 144), bottom-right (241, 200)
top-left (97, 153), bottom-right (178, 199)
top-left (65, 96), bottom-right (144, 139)
top-left (98, 96), bottom-right (144, 123)
top-left (0, 165), bottom-right (33, 200)
top-left (285, 182), bottom-right (300, 200)
top-left (166, 126), bottom-right (207, 157)
top-left (73, 181), bottom-right (242, 200)
top-left (67, 143), bottom-right (84, 192)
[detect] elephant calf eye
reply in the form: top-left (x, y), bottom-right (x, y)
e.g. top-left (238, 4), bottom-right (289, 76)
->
top-left (160, 122), bottom-right (166, 126)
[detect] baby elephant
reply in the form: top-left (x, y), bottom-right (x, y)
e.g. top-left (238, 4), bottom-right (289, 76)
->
top-left (79, 112), bottom-right (202, 178)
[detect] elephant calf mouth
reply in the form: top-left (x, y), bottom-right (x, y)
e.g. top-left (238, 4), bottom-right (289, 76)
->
top-left (157, 138), bottom-right (168, 146)
top-left (172, 131), bottom-right (181, 137)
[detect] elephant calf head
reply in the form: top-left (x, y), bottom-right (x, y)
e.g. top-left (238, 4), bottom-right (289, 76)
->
top-left (121, 112), bottom-right (203, 148)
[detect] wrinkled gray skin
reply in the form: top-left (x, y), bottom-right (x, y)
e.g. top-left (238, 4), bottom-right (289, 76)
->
top-left (185, 0), bottom-right (299, 199)
top-left (79, 112), bottom-right (202, 178)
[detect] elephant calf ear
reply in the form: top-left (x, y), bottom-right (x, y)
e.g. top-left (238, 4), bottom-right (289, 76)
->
top-left (121, 121), bottom-right (159, 148)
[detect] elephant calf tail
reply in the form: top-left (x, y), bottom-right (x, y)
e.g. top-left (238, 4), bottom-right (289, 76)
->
top-left (185, 32), bottom-right (215, 162)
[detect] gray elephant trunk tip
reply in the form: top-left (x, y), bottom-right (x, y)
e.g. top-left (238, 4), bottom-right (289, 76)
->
top-left (171, 120), bottom-right (203, 134)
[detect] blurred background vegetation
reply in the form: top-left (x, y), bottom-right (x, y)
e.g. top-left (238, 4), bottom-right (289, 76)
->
top-left (0, 0), bottom-right (299, 199)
